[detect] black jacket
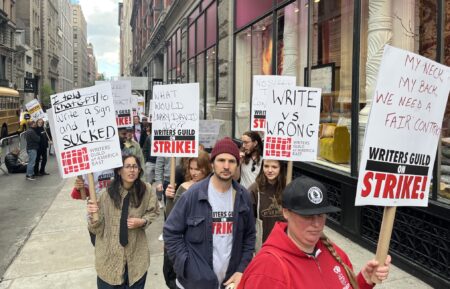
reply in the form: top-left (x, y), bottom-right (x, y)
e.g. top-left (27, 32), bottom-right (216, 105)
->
top-left (5, 153), bottom-right (23, 172)
top-left (24, 128), bottom-right (41, 150)
top-left (34, 126), bottom-right (50, 149)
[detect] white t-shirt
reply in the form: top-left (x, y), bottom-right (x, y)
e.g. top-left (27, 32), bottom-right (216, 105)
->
top-left (240, 159), bottom-right (261, 189)
top-left (208, 179), bottom-right (234, 288)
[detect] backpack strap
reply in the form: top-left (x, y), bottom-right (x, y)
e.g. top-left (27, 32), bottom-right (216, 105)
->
top-left (265, 250), bottom-right (291, 289)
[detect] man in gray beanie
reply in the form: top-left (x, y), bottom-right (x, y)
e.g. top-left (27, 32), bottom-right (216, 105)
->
top-left (164, 137), bottom-right (256, 289)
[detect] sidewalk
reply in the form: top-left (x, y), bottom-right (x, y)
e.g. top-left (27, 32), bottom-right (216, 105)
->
top-left (0, 179), bottom-right (432, 289)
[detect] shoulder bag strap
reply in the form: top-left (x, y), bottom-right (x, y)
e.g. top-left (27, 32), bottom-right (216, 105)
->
top-left (265, 251), bottom-right (291, 289)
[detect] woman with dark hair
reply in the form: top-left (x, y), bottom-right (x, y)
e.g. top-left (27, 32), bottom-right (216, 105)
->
top-left (248, 159), bottom-right (287, 243)
top-left (239, 131), bottom-right (264, 189)
top-left (87, 154), bottom-right (159, 289)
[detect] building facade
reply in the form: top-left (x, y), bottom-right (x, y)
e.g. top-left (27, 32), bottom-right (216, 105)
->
top-left (119, 0), bottom-right (134, 77)
top-left (87, 43), bottom-right (97, 85)
top-left (58, 0), bottom-right (73, 92)
top-left (129, 0), bottom-right (450, 287)
top-left (40, 0), bottom-right (60, 92)
top-left (72, 4), bottom-right (88, 88)
top-left (0, 0), bottom-right (16, 88)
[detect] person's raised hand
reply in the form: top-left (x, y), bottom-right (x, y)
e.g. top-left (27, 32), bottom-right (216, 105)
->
top-left (165, 184), bottom-right (176, 198)
top-left (361, 255), bottom-right (391, 285)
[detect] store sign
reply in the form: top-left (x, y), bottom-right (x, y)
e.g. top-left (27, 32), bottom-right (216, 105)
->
top-left (49, 83), bottom-right (123, 178)
top-left (151, 83), bottom-right (199, 157)
top-left (24, 78), bottom-right (35, 93)
top-left (25, 99), bottom-right (45, 120)
top-left (251, 75), bottom-right (296, 131)
top-left (264, 86), bottom-right (321, 162)
top-left (356, 45), bottom-right (450, 207)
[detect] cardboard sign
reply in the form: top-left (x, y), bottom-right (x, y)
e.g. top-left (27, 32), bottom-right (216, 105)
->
top-left (264, 86), bottom-right (321, 162)
top-left (46, 108), bottom-right (64, 177)
top-left (356, 45), bottom-right (450, 207)
top-left (96, 80), bottom-right (133, 127)
top-left (49, 83), bottom-right (123, 178)
top-left (151, 83), bottom-right (199, 157)
top-left (199, 120), bottom-right (224, 148)
top-left (25, 99), bottom-right (45, 120)
top-left (137, 95), bottom-right (145, 116)
top-left (251, 75), bottom-right (296, 131)
top-left (82, 169), bottom-right (115, 193)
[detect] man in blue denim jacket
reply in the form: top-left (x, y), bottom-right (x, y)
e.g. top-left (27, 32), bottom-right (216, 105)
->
top-left (163, 138), bottom-right (256, 289)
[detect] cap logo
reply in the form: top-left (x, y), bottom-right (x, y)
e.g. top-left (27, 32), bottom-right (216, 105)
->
top-left (307, 187), bottom-right (323, 204)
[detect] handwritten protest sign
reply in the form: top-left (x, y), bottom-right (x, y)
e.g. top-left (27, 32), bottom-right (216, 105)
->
top-left (49, 83), bottom-right (123, 178)
top-left (96, 80), bottom-right (133, 127)
top-left (151, 83), bottom-right (199, 157)
top-left (356, 45), bottom-right (450, 207)
top-left (251, 75), bottom-right (296, 131)
top-left (199, 120), bottom-right (224, 149)
top-left (25, 99), bottom-right (45, 120)
top-left (264, 86), bottom-right (321, 161)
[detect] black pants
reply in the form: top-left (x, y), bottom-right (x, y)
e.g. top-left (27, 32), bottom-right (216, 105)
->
top-left (9, 165), bottom-right (27, 174)
top-left (163, 246), bottom-right (178, 289)
top-left (34, 148), bottom-right (48, 175)
top-left (97, 267), bottom-right (147, 289)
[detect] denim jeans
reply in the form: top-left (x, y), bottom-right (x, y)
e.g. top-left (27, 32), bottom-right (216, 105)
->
top-left (26, 149), bottom-right (37, 176)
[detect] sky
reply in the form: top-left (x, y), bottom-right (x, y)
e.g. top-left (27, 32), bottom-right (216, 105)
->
top-left (78, 0), bottom-right (120, 79)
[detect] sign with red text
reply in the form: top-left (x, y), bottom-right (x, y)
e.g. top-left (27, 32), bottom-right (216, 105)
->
top-left (96, 80), bottom-right (133, 127)
top-left (49, 83), bottom-right (123, 178)
top-left (264, 86), bottom-right (321, 161)
top-left (25, 99), bottom-right (45, 121)
top-left (251, 75), bottom-right (296, 131)
top-left (356, 45), bottom-right (450, 207)
top-left (151, 83), bottom-right (199, 157)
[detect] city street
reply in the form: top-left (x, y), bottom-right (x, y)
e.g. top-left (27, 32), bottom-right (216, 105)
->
top-left (0, 163), bottom-right (432, 288)
top-left (0, 156), bottom-right (65, 278)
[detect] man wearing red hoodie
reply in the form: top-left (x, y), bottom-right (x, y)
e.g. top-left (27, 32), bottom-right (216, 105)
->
top-left (238, 175), bottom-right (391, 289)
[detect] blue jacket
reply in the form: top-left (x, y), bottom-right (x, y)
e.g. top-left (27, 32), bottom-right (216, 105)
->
top-left (163, 175), bottom-right (256, 289)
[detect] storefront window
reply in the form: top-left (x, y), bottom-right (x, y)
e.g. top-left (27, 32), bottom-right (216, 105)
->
top-left (188, 58), bottom-right (195, 83)
top-left (439, 2), bottom-right (450, 204)
top-left (307, 0), bottom-right (353, 172)
top-left (235, 27), bottom-right (252, 137)
top-left (206, 47), bottom-right (216, 119)
top-left (235, 0), bottom-right (273, 30)
top-left (234, 15), bottom-right (273, 138)
top-left (197, 53), bottom-right (205, 119)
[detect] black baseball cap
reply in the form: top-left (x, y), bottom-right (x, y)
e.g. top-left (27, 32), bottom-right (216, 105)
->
top-left (282, 176), bottom-right (340, 216)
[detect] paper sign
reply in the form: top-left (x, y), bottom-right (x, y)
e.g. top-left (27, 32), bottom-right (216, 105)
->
top-left (96, 80), bottom-right (133, 128)
top-left (25, 99), bottom-right (45, 120)
top-left (356, 45), bottom-right (450, 207)
top-left (46, 108), bottom-right (64, 177)
top-left (251, 75), bottom-right (296, 131)
top-left (264, 86), bottom-right (321, 161)
top-left (49, 83), bottom-right (123, 178)
top-left (82, 169), bottom-right (115, 193)
top-left (137, 95), bottom-right (145, 117)
top-left (151, 83), bottom-right (200, 157)
top-left (199, 120), bottom-right (224, 148)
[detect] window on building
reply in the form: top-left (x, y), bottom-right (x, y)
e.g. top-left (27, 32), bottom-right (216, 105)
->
top-left (206, 47), bottom-right (216, 119)
top-left (26, 56), bottom-right (32, 65)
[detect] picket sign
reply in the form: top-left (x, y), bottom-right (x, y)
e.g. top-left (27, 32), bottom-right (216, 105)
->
top-left (96, 80), bottom-right (134, 128)
top-left (25, 99), bottom-right (46, 120)
top-left (355, 45), bottom-right (450, 283)
top-left (251, 75), bottom-right (296, 131)
top-left (87, 173), bottom-right (98, 221)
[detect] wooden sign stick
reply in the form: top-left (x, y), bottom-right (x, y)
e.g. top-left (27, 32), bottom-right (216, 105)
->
top-left (170, 157), bottom-right (176, 187)
top-left (78, 175), bottom-right (87, 200)
top-left (286, 161), bottom-right (293, 184)
top-left (371, 206), bottom-right (396, 284)
top-left (87, 173), bottom-right (99, 222)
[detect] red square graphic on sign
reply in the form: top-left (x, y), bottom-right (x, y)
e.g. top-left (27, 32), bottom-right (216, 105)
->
top-left (265, 137), bottom-right (292, 158)
top-left (61, 147), bottom-right (90, 174)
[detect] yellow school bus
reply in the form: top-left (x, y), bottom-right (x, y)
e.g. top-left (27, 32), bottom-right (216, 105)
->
top-left (0, 87), bottom-right (20, 139)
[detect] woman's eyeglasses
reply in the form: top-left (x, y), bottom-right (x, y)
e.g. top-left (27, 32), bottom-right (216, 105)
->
top-left (124, 165), bottom-right (139, 171)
